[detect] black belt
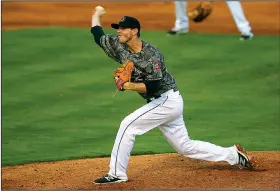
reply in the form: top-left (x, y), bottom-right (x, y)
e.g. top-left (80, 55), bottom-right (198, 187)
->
top-left (147, 89), bottom-right (178, 103)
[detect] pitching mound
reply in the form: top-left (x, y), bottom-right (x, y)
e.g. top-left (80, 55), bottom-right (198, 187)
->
top-left (2, 152), bottom-right (280, 190)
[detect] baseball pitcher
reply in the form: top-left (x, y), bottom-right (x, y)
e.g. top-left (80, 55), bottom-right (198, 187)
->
top-left (90, 6), bottom-right (255, 184)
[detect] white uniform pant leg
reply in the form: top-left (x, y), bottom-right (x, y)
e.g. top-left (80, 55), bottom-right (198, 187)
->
top-left (108, 94), bottom-right (181, 180)
top-left (226, 1), bottom-right (252, 35)
top-left (159, 105), bottom-right (238, 165)
top-left (174, 1), bottom-right (189, 29)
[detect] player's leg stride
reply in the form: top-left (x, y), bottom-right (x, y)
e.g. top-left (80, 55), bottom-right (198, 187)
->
top-left (92, 144), bottom-right (255, 184)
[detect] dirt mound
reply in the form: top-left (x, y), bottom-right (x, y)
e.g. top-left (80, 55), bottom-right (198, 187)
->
top-left (2, 152), bottom-right (280, 190)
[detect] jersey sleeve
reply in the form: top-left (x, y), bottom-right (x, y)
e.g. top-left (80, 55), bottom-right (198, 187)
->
top-left (100, 34), bottom-right (122, 63)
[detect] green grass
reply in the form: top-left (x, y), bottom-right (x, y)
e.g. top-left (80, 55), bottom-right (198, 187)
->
top-left (2, 27), bottom-right (279, 166)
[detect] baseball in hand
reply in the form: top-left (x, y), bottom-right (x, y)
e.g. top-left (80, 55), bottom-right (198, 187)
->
top-left (95, 6), bottom-right (106, 16)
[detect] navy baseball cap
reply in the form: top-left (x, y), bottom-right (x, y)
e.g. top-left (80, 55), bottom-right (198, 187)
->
top-left (111, 16), bottom-right (141, 37)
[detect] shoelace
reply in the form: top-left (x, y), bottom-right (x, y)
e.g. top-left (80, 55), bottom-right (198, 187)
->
top-left (104, 174), bottom-right (115, 181)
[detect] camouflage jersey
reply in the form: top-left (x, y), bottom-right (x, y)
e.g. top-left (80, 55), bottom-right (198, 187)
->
top-left (100, 34), bottom-right (178, 100)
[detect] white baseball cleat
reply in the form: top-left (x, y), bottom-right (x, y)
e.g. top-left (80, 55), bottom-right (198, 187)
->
top-left (240, 32), bottom-right (254, 41)
top-left (235, 144), bottom-right (255, 170)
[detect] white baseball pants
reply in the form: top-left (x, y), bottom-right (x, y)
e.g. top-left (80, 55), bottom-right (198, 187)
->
top-left (173, 1), bottom-right (252, 35)
top-left (108, 90), bottom-right (239, 180)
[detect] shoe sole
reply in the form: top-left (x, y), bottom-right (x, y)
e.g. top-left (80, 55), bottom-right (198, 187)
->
top-left (239, 36), bottom-right (254, 41)
top-left (236, 144), bottom-right (255, 170)
top-left (239, 38), bottom-right (253, 41)
top-left (167, 29), bottom-right (189, 36)
top-left (93, 179), bottom-right (128, 185)
top-left (167, 32), bottom-right (187, 36)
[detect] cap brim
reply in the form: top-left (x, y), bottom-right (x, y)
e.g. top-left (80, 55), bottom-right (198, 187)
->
top-left (111, 23), bottom-right (119, 29)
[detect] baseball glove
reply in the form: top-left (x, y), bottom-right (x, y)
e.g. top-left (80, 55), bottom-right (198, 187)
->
top-left (113, 60), bottom-right (134, 91)
top-left (188, 2), bottom-right (214, 22)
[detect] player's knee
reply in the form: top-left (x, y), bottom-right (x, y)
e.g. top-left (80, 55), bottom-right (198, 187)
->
top-left (119, 118), bottom-right (136, 136)
top-left (182, 139), bottom-right (196, 154)
top-left (120, 117), bottom-right (131, 129)
top-left (120, 116), bottom-right (145, 136)
top-left (177, 148), bottom-right (185, 155)
top-left (171, 137), bottom-right (193, 155)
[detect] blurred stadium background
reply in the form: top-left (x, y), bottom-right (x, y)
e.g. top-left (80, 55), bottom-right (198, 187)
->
top-left (2, 2), bottom-right (280, 34)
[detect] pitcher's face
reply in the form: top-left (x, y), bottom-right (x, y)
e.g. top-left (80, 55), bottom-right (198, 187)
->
top-left (117, 27), bottom-right (138, 43)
